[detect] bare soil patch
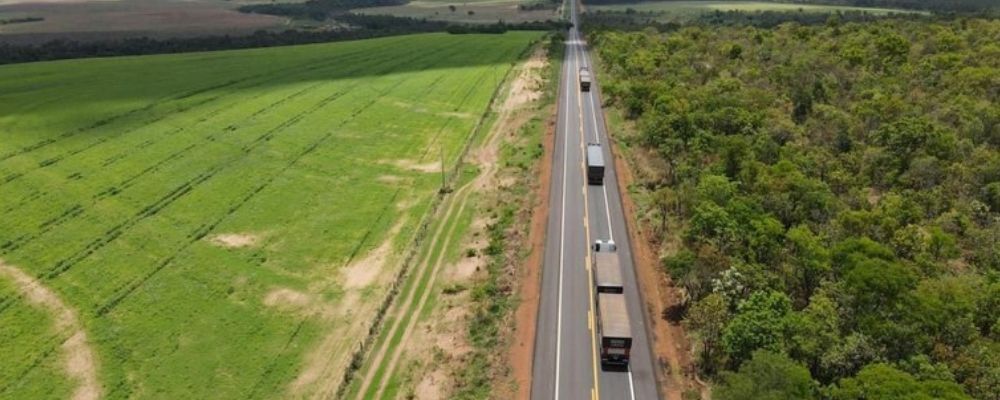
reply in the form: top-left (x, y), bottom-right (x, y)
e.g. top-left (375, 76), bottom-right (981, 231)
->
top-left (287, 220), bottom-right (406, 399)
top-left (209, 233), bottom-right (260, 248)
top-left (263, 288), bottom-right (312, 309)
top-left (386, 159), bottom-right (442, 173)
top-left (376, 174), bottom-right (405, 184)
top-left (340, 237), bottom-right (394, 289)
top-left (0, 260), bottom-right (102, 400)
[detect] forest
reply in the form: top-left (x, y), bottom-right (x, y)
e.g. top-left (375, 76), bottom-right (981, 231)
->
top-left (590, 16), bottom-right (1000, 399)
top-left (582, 0), bottom-right (998, 13)
top-left (238, 0), bottom-right (410, 20)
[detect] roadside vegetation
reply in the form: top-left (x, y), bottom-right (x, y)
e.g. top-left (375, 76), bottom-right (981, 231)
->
top-left (0, 31), bottom-right (539, 399)
top-left (344, 32), bottom-right (559, 400)
top-left (590, 12), bottom-right (1000, 400)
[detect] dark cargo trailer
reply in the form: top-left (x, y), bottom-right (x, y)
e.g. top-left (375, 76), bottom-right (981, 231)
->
top-left (579, 67), bottom-right (592, 91)
top-left (586, 143), bottom-right (604, 185)
top-left (597, 292), bottom-right (632, 367)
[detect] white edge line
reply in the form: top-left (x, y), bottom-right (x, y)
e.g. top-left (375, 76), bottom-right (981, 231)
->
top-left (628, 368), bottom-right (636, 400)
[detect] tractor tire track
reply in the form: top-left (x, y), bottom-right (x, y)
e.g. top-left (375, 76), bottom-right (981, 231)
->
top-left (38, 41), bottom-right (462, 286)
top-left (0, 37), bottom-right (401, 165)
top-left (92, 44), bottom-right (439, 318)
top-left (358, 181), bottom-right (474, 400)
top-left (0, 40), bottom-right (402, 188)
top-left (0, 44), bottom-right (435, 257)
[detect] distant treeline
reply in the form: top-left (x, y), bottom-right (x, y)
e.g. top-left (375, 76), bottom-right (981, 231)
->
top-left (582, 0), bottom-right (999, 12)
top-left (238, 0), bottom-right (408, 20)
top-left (695, 9), bottom-right (930, 27)
top-left (0, 15), bottom-right (568, 65)
top-left (775, 0), bottom-right (999, 12)
top-left (580, 9), bottom-right (929, 30)
top-left (0, 17), bottom-right (43, 25)
top-left (519, 0), bottom-right (562, 11)
top-left (580, 10), bottom-right (681, 32)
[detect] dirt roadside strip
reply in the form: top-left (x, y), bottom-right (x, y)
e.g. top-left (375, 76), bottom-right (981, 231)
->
top-left (0, 260), bottom-right (101, 400)
top-left (509, 66), bottom-right (555, 400)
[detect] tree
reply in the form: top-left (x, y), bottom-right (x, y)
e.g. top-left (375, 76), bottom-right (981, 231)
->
top-left (905, 275), bottom-right (983, 351)
top-left (785, 225), bottom-right (831, 303)
top-left (448, 4), bottom-right (456, 12)
top-left (714, 350), bottom-right (817, 400)
top-left (827, 363), bottom-right (971, 400)
top-left (722, 291), bottom-right (792, 366)
top-left (686, 293), bottom-right (730, 374)
top-left (874, 116), bottom-right (956, 176)
top-left (652, 186), bottom-right (675, 235)
top-left (786, 291), bottom-right (841, 378)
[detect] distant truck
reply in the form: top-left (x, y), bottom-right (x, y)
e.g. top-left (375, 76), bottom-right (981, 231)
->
top-left (586, 143), bottom-right (604, 185)
top-left (593, 240), bottom-right (622, 294)
top-left (579, 67), bottom-right (592, 92)
top-left (597, 292), bottom-right (632, 367)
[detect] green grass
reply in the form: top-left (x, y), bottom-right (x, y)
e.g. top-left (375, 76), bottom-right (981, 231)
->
top-left (0, 279), bottom-right (72, 400)
top-left (586, 0), bottom-right (927, 16)
top-left (0, 31), bottom-right (540, 399)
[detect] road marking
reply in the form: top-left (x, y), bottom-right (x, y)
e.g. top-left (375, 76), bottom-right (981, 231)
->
top-left (577, 21), bottom-right (635, 400)
top-left (573, 28), bottom-right (602, 400)
top-left (553, 29), bottom-right (574, 400)
top-left (628, 368), bottom-right (636, 400)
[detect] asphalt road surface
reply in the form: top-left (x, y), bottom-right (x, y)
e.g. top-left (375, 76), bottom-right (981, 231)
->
top-left (530, 1), bottom-right (660, 399)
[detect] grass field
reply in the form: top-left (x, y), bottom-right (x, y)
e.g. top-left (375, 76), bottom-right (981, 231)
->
top-left (354, 0), bottom-right (560, 24)
top-left (585, 0), bottom-right (925, 17)
top-left (0, 31), bottom-right (540, 399)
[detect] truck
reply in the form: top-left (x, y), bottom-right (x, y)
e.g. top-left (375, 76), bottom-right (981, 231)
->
top-left (597, 292), bottom-right (632, 367)
top-left (586, 143), bottom-right (604, 185)
top-left (579, 67), bottom-right (592, 92)
top-left (593, 240), bottom-right (622, 294)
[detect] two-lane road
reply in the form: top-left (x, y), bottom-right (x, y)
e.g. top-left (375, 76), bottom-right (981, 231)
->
top-left (530, 1), bottom-right (659, 399)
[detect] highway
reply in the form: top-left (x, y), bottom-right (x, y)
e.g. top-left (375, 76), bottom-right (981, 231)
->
top-left (530, 0), bottom-right (660, 399)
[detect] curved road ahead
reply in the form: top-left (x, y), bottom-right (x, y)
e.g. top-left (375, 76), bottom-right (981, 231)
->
top-left (530, 1), bottom-right (660, 399)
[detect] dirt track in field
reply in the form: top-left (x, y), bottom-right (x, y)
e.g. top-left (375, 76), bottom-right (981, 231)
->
top-left (0, 260), bottom-right (101, 400)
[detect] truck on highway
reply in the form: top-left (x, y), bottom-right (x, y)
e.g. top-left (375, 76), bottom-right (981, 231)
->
top-left (579, 67), bottom-right (592, 91)
top-left (593, 240), bottom-right (622, 294)
top-left (586, 143), bottom-right (604, 185)
top-left (597, 292), bottom-right (632, 367)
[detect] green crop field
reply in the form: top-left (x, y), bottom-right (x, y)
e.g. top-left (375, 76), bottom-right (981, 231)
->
top-left (0, 31), bottom-right (540, 399)
top-left (585, 0), bottom-right (926, 17)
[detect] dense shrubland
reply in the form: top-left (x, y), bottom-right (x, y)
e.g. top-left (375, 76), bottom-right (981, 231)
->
top-left (591, 17), bottom-right (1000, 399)
top-left (582, 0), bottom-right (998, 13)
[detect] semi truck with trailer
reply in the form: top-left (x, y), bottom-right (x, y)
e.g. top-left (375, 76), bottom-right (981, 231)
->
top-left (586, 143), bottom-right (604, 185)
top-left (596, 292), bottom-right (632, 367)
